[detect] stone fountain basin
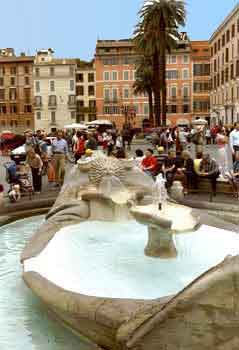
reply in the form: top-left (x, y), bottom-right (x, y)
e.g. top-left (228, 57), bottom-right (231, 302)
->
top-left (22, 213), bottom-right (239, 350)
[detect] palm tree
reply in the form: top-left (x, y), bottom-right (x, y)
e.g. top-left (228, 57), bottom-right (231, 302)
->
top-left (133, 57), bottom-right (154, 126)
top-left (135, 0), bottom-right (186, 126)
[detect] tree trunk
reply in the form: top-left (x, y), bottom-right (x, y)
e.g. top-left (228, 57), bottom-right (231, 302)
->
top-left (153, 51), bottom-right (161, 127)
top-left (159, 17), bottom-right (167, 127)
top-left (147, 87), bottom-right (154, 127)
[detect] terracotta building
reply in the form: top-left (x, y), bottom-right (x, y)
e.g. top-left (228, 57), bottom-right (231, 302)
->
top-left (191, 41), bottom-right (211, 124)
top-left (76, 60), bottom-right (96, 123)
top-left (209, 3), bottom-right (239, 125)
top-left (0, 48), bottom-right (34, 133)
top-left (95, 34), bottom-right (211, 129)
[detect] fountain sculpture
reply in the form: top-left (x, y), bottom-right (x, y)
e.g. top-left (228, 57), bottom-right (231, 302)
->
top-left (21, 153), bottom-right (239, 350)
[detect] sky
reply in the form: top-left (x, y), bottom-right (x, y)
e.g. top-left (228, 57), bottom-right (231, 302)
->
top-left (0, 0), bottom-right (238, 60)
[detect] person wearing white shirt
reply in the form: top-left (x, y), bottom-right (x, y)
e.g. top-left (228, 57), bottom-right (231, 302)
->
top-left (229, 123), bottom-right (239, 158)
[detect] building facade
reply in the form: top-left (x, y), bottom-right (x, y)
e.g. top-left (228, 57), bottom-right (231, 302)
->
top-left (76, 60), bottom-right (96, 123)
top-left (191, 41), bottom-right (211, 124)
top-left (34, 49), bottom-right (77, 132)
top-left (0, 48), bottom-right (34, 133)
top-left (95, 35), bottom-right (210, 129)
top-left (210, 4), bottom-right (239, 125)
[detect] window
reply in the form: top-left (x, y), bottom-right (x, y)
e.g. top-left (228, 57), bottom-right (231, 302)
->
top-left (214, 43), bottom-right (217, 55)
top-left (89, 100), bottom-right (96, 109)
top-left (70, 79), bottom-right (75, 91)
top-left (193, 64), bottom-right (210, 76)
top-left (76, 86), bottom-right (84, 95)
top-left (10, 77), bottom-right (15, 86)
top-left (124, 88), bottom-right (129, 98)
top-left (183, 55), bottom-right (189, 64)
top-left (50, 67), bottom-right (55, 76)
top-left (123, 71), bottom-right (129, 80)
top-left (104, 88), bottom-right (110, 101)
top-left (77, 73), bottom-right (84, 82)
top-left (25, 76), bottom-right (30, 85)
top-left (0, 66), bottom-right (5, 76)
top-left (232, 24), bottom-right (235, 38)
top-left (222, 34), bottom-right (225, 47)
top-left (231, 63), bottom-right (234, 80)
top-left (221, 70), bottom-right (224, 85)
top-left (193, 100), bottom-right (210, 112)
top-left (0, 104), bottom-right (6, 113)
top-left (218, 39), bottom-right (221, 51)
top-left (214, 59), bottom-right (217, 73)
top-left (112, 88), bottom-right (117, 102)
top-left (170, 55), bottom-right (177, 64)
top-left (88, 73), bottom-right (94, 82)
top-left (50, 80), bottom-right (55, 92)
top-left (183, 86), bottom-right (189, 98)
top-left (48, 95), bottom-right (57, 106)
top-left (26, 120), bottom-right (30, 127)
top-left (225, 67), bottom-right (229, 82)
top-left (226, 29), bottom-right (230, 43)
top-left (24, 88), bottom-right (31, 103)
top-left (9, 88), bottom-right (17, 100)
top-left (0, 89), bottom-right (5, 100)
top-left (112, 71), bottom-right (118, 80)
top-left (10, 104), bottom-right (17, 114)
top-left (88, 85), bottom-right (95, 96)
top-left (71, 111), bottom-right (76, 119)
top-left (171, 86), bottom-right (177, 98)
top-left (24, 105), bottom-right (32, 113)
top-left (36, 111), bottom-right (41, 120)
top-left (236, 60), bottom-right (239, 77)
top-left (35, 81), bottom-right (40, 93)
top-left (166, 70), bottom-right (178, 79)
top-left (10, 67), bottom-right (16, 75)
top-left (35, 96), bottom-right (42, 106)
top-left (183, 104), bottom-right (190, 113)
top-left (24, 66), bottom-right (29, 74)
top-left (226, 48), bottom-right (229, 63)
top-left (232, 44), bottom-right (234, 59)
top-left (104, 71), bottom-right (110, 81)
top-left (51, 111), bottom-right (56, 123)
top-left (182, 68), bottom-right (189, 80)
top-left (0, 77), bottom-right (3, 86)
top-left (35, 68), bottom-right (40, 77)
top-left (171, 105), bottom-right (177, 113)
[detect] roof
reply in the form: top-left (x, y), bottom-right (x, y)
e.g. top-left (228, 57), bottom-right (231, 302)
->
top-left (209, 3), bottom-right (239, 42)
top-left (0, 56), bottom-right (34, 63)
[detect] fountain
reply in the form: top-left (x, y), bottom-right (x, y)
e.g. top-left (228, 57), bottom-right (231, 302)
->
top-left (20, 153), bottom-right (239, 350)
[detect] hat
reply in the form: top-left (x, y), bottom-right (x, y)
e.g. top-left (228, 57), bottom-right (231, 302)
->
top-left (157, 146), bottom-right (164, 152)
top-left (85, 149), bottom-right (93, 156)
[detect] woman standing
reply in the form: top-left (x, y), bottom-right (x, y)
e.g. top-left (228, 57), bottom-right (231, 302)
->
top-left (73, 131), bottom-right (85, 163)
top-left (26, 148), bottom-right (43, 194)
top-left (216, 127), bottom-right (233, 177)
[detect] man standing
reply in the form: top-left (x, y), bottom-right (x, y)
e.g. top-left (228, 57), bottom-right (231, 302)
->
top-left (52, 130), bottom-right (69, 186)
top-left (229, 122), bottom-right (239, 159)
top-left (198, 153), bottom-right (219, 196)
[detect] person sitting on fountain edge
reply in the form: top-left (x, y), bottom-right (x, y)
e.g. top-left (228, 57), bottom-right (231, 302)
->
top-left (141, 149), bottom-right (158, 178)
top-left (163, 150), bottom-right (182, 189)
top-left (198, 153), bottom-right (219, 196)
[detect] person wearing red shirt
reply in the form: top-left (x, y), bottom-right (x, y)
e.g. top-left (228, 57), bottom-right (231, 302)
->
top-left (141, 149), bottom-right (158, 177)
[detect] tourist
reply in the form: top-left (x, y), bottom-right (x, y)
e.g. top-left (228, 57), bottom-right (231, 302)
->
top-left (8, 184), bottom-right (21, 203)
top-left (228, 153), bottom-right (239, 198)
top-left (216, 127), bottom-right (233, 176)
top-left (159, 128), bottom-right (168, 151)
top-left (191, 127), bottom-right (204, 154)
top-left (193, 152), bottom-right (203, 175)
top-left (73, 131), bottom-right (85, 163)
top-left (205, 127), bottom-right (211, 145)
top-left (105, 132), bottom-right (114, 156)
top-left (178, 127), bottom-right (189, 151)
top-left (26, 148), bottom-right (43, 194)
top-left (84, 148), bottom-right (94, 160)
top-left (113, 148), bottom-right (126, 159)
top-left (86, 133), bottom-right (98, 151)
top-left (229, 122), bottom-right (239, 159)
top-left (141, 149), bottom-right (158, 177)
top-left (52, 130), bottom-right (69, 187)
top-left (163, 150), bottom-right (182, 188)
top-left (179, 150), bottom-right (197, 193)
top-left (116, 133), bottom-right (123, 149)
top-left (134, 149), bottom-right (145, 168)
top-left (197, 153), bottom-right (219, 196)
top-left (155, 146), bottom-right (168, 175)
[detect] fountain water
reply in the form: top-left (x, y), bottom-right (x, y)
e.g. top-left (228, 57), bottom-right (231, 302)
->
top-left (20, 154), bottom-right (239, 350)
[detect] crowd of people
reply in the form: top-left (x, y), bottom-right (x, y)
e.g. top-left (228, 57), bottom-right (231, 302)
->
top-left (1, 121), bottom-right (239, 203)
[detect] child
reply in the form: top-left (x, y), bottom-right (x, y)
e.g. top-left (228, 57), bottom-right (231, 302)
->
top-left (8, 184), bottom-right (21, 203)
